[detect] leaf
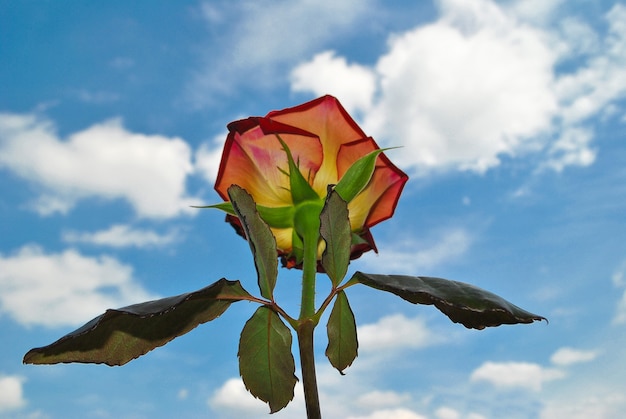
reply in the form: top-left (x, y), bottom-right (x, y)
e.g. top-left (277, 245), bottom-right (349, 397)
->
top-left (228, 185), bottom-right (278, 300)
top-left (325, 290), bottom-right (358, 374)
top-left (352, 272), bottom-right (546, 330)
top-left (320, 189), bottom-right (351, 286)
top-left (23, 279), bottom-right (252, 366)
top-left (238, 306), bottom-right (297, 413)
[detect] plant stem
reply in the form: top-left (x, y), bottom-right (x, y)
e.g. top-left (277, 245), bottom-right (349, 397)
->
top-left (296, 209), bottom-right (322, 417)
top-left (298, 218), bottom-right (319, 320)
top-left (297, 319), bottom-right (321, 419)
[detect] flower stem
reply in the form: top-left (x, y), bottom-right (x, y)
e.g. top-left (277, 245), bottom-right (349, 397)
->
top-left (297, 319), bottom-right (321, 419)
top-left (296, 209), bottom-right (322, 418)
top-left (298, 214), bottom-right (319, 320)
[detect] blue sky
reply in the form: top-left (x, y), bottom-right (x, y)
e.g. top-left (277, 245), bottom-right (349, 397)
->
top-left (1, 0), bottom-right (625, 417)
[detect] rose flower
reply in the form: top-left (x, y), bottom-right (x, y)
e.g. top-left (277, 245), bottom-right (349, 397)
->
top-left (214, 95), bottom-right (408, 268)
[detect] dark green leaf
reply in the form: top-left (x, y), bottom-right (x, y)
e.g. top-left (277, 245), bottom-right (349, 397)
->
top-left (320, 189), bottom-right (351, 286)
top-left (352, 272), bottom-right (546, 330)
top-left (325, 290), bottom-right (358, 374)
top-left (228, 185), bottom-right (278, 300)
top-left (23, 279), bottom-right (252, 366)
top-left (238, 306), bottom-right (297, 413)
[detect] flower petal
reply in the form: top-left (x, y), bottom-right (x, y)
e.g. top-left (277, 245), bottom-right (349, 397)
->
top-left (338, 138), bottom-right (408, 229)
top-left (348, 161), bottom-right (408, 229)
top-left (213, 95), bottom-right (408, 267)
top-left (268, 96), bottom-right (368, 197)
top-left (215, 118), bottom-right (323, 207)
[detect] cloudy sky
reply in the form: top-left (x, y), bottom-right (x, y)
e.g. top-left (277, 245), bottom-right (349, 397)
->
top-left (1, 0), bottom-right (625, 417)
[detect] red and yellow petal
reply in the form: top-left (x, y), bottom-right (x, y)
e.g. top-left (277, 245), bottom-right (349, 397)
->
top-left (214, 95), bottom-right (408, 266)
top-left (215, 117), bottom-right (324, 207)
top-left (268, 96), bottom-right (369, 197)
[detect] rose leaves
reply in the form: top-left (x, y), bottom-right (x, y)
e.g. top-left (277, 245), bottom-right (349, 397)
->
top-left (23, 279), bottom-right (253, 366)
top-left (350, 272), bottom-right (546, 330)
top-left (23, 185), bottom-right (545, 415)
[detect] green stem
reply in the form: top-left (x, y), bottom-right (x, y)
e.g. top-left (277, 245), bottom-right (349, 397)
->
top-left (312, 281), bottom-right (358, 324)
top-left (296, 207), bottom-right (322, 418)
top-left (297, 320), bottom-right (321, 419)
top-left (298, 220), bottom-right (319, 320)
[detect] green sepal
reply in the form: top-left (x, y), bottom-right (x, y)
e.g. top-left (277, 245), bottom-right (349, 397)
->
top-left (193, 202), bottom-right (295, 229)
top-left (325, 290), bottom-right (358, 374)
top-left (334, 148), bottom-right (390, 202)
top-left (293, 200), bottom-right (324, 241)
top-left (192, 201), bottom-right (236, 214)
top-left (320, 189), bottom-right (351, 286)
top-left (351, 232), bottom-right (368, 246)
top-left (238, 306), bottom-right (298, 413)
top-left (228, 185), bottom-right (278, 300)
top-left (276, 134), bottom-right (320, 205)
top-left (259, 205), bottom-right (295, 229)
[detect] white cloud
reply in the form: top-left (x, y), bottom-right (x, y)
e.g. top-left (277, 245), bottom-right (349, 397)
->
top-left (0, 375), bottom-right (26, 412)
top-left (365, 0), bottom-right (556, 174)
top-left (177, 388), bottom-right (189, 400)
top-left (291, 51), bottom-right (376, 115)
top-left (73, 89), bottom-right (120, 104)
top-left (435, 406), bottom-right (461, 419)
top-left (0, 245), bottom-right (157, 327)
top-left (550, 347), bottom-right (599, 366)
top-left (506, 0), bottom-right (564, 25)
top-left (360, 228), bottom-right (471, 273)
top-left (224, 0), bottom-right (369, 69)
top-left (0, 113), bottom-right (200, 218)
top-left (612, 261), bottom-right (626, 287)
top-left (614, 289), bottom-right (626, 325)
top-left (62, 224), bottom-right (179, 248)
top-left (330, 0), bottom-right (557, 174)
top-left (347, 408), bottom-right (427, 419)
top-left (290, 0), bottom-right (626, 175)
top-left (210, 372), bottom-right (419, 419)
top-left (543, 127), bottom-right (595, 171)
top-left (555, 17), bottom-right (601, 57)
top-left (356, 390), bottom-right (411, 409)
top-left (613, 260), bottom-right (626, 324)
top-left (209, 377), bottom-right (305, 418)
top-left (209, 378), bottom-right (268, 416)
top-left (188, 0), bottom-right (374, 106)
top-left (554, 4), bottom-right (626, 125)
top-left (436, 407), bottom-right (486, 419)
top-left (470, 361), bottom-right (564, 391)
top-left (358, 314), bottom-right (441, 353)
top-left (31, 195), bottom-right (74, 216)
top-left (540, 393), bottom-right (626, 419)
top-left (194, 138), bottom-right (226, 184)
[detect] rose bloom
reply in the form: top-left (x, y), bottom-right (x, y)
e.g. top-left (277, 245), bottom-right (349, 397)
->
top-left (215, 95), bottom-right (408, 268)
